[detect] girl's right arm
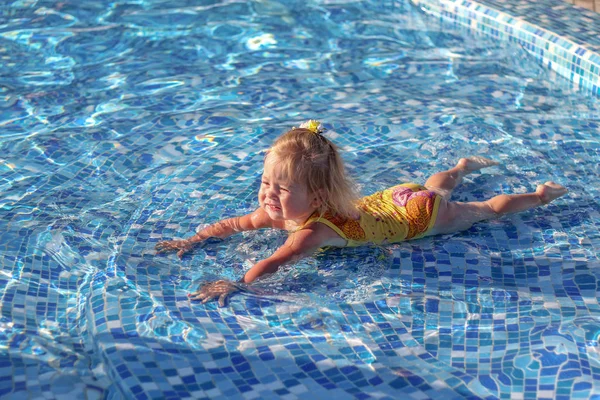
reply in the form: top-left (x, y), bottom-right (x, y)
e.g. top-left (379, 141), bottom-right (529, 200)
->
top-left (155, 208), bottom-right (273, 258)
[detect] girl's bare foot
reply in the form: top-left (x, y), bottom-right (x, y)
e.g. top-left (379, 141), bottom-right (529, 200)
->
top-left (536, 181), bottom-right (568, 204)
top-left (457, 156), bottom-right (500, 173)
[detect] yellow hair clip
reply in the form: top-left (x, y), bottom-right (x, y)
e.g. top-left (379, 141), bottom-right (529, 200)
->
top-left (298, 119), bottom-right (325, 135)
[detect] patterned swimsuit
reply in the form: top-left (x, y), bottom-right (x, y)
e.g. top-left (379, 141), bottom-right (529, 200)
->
top-left (305, 183), bottom-right (442, 246)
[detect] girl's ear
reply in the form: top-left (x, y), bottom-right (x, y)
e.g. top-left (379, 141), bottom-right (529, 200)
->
top-left (310, 189), bottom-right (325, 208)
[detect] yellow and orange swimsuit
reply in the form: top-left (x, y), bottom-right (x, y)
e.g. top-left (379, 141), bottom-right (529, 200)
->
top-left (305, 183), bottom-right (442, 246)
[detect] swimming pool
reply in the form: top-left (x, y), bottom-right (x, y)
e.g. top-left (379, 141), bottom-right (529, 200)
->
top-left (1, 0), bottom-right (600, 398)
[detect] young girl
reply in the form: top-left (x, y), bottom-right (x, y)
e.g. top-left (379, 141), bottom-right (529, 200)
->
top-left (156, 120), bottom-right (568, 306)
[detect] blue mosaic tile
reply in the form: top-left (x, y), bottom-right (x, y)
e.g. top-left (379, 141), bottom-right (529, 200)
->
top-left (1, 0), bottom-right (600, 399)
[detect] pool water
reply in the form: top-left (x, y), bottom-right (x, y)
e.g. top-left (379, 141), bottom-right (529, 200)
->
top-left (1, 0), bottom-right (600, 398)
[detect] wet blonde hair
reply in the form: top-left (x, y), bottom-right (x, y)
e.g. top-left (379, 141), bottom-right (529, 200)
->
top-left (268, 128), bottom-right (359, 218)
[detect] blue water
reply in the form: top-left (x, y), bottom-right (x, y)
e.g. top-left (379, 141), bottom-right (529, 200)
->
top-left (1, 0), bottom-right (600, 399)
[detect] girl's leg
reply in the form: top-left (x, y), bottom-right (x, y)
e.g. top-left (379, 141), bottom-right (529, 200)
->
top-left (424, 156), bottom-right (499, 199)
top-left (430, 181), bottom-right (568, 235)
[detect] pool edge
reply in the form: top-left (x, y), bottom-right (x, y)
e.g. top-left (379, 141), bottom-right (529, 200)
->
top-left (413, 0), bottom-right (600, 97)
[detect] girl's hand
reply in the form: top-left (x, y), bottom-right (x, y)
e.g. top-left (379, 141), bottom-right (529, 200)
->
top-left (155, 239), bottom-right (194, 259)
top-left (188, 280), bottom-right (242, 307)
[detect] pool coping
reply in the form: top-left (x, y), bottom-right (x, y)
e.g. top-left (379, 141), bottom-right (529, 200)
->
top-left (412, 0), bottom-right (600, 97)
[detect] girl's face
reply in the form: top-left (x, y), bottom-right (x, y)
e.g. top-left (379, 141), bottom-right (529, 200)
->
top-left (258, 153), bottom-right (320, 224)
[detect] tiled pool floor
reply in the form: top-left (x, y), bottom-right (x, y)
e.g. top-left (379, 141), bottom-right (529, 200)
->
top-left (1, 0), bottom-right (600, 399)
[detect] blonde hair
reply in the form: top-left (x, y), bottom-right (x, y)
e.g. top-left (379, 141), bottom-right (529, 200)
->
top-left (269, 128), bottom-right (359, 218)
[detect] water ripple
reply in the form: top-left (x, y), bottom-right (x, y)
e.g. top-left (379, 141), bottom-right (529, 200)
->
top-left (1, 0), bottom-right (599, 399)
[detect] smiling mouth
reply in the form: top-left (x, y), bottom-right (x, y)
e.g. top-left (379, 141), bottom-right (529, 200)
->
top-left (266, 204), bottom-right (280, 211)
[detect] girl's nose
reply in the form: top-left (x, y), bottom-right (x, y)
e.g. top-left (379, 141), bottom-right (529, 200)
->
top-left (265, 186), bottom-right (277, 198)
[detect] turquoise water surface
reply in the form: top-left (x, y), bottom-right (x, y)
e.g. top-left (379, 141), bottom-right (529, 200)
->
top-left (1, 0), bottom-right (600, 399)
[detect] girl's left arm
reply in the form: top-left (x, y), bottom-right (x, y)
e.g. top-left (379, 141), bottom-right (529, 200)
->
top-left (189, 225), bottom-right (330, 306)
top-left (241, 227), bottom-right (325, 283)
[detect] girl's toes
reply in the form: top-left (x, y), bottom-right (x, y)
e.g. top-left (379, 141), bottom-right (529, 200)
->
top-left (537, 182), bottom-right (568, 204)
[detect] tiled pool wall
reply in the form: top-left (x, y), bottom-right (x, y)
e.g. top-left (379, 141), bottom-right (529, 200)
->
top-left (412, 0), bottom-right (600, 97)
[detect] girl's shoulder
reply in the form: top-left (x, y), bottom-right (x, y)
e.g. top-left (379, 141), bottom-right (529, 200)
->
top-left (300, 220), bottom-right (348, 247)
top-left (299, 212), bottom-right (351, 247)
